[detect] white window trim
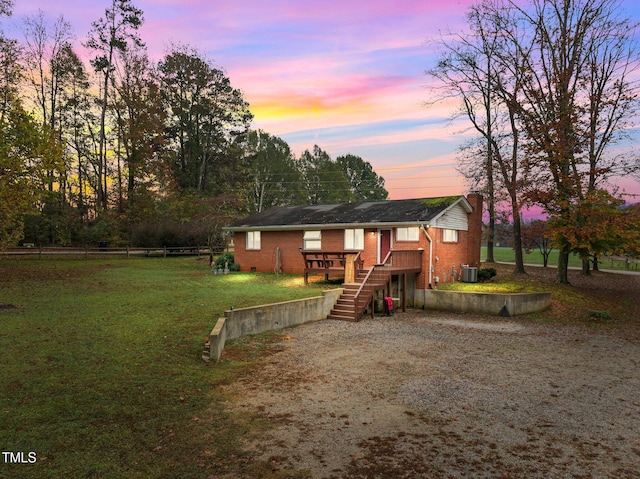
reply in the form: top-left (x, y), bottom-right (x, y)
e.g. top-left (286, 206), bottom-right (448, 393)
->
top-left (344, 228), bottom-right (364, 250)
top-left (303, 230), bottom-right (322, 250)
top-left (442, 229), bottom-right (458, 243)
top-left (246, 231), bottom-right (261, 250)
top-left (396, 226), bottom-right (420, 242)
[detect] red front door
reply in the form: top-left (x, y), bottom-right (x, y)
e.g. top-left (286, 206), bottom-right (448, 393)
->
top-left (379, 229), bottom-right (391, 263)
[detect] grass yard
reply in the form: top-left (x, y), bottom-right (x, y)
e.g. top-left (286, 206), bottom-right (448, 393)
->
top-left (483, 246), bottom-right (640, 272)
top-left (440, 262), bottom-right (640, 327)
top-left (1, 256), bottom-right (638, 478)
top-left (0, 257), bottom-right (327, 479)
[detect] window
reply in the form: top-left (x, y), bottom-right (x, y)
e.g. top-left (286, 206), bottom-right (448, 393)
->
top-left (442, 229), bottom-right (458, 243)
top-left (303, 230), bottom-right (322, 250)
top-left (246, 231), bottom-right (261, 250)
top-left (344, 229), bottom-right (364, 250)
top-left (396, 227), bottom-right (420, 241)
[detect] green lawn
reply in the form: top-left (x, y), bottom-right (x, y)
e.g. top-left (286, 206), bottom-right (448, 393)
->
top-left (0, 257), bottom-right (325, 479)
top-left (482, 246), bottom-right (639, 272)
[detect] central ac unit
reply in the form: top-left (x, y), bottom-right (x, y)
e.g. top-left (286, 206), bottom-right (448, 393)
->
top-left (462, 267), bottom-right (478, 283)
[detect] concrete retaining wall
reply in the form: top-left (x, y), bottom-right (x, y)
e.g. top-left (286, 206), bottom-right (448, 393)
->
top-left (209, 289), bottom-right (342, 363)
top-left (208, 287), bottom-right (551, 364)
top-left (420, 289), bottom-right (551, 316)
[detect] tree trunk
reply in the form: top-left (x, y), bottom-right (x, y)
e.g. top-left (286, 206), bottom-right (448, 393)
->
top-left (556, 247), bottom-right (571, 284)
top-left (486, 195), bottom-right (495, 263)
top-left (581, 258), bottom-right (591, 276)
top-left (197, 152), bottom-right (208, 192)
top-left (116, 146), bottom-right (124, 213)
top-left (511, 202), bottom-right (526, 274)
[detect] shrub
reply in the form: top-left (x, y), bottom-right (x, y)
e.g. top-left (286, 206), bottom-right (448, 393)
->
top-left (478, 267), bottom-right (497, 282)
top-left (214, 252), bottom-right (239, 271)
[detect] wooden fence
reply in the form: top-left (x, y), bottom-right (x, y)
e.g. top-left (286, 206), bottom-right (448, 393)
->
top-left (0, 246), bottom-right (227, 258)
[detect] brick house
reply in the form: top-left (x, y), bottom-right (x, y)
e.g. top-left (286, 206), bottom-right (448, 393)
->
top-left (224, 193), bottom-right (483, 321)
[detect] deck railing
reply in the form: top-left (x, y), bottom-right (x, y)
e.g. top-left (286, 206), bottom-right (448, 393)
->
top-left (353, 252), bottom-right (392, 321)
top-left (351, 250), bottom-right (423, 321)
top-left (385, 250), bottom-right (423, 272)
top-left (301, 251), bottom-right (348, 270)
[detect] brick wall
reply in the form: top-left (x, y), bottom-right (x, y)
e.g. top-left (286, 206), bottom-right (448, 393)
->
top-left (234, 230), bottom-right (306, 274)
top-left (234, 229), bottom-right (374, 274)
top-left (420, 193), bottom-right (483, 287)
top-left (362, 229), bottom-right (379, 266)
top-left (430, 230), bottom-right (467, 284)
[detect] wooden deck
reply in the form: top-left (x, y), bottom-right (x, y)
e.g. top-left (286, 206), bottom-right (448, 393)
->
top-left (301, 251), bottom-right (349, 283)
top-left (316, 250), bottom-right (424, 321)
top-left (301, 250), bottom-right (422, 284)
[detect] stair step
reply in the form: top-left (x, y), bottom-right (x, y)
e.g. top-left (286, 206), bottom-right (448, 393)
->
top-left (340, 298), bottom-right (356, 305)
top-left (333, 301), bottom-right (354, 308)
top-left (333, 302), bottom-right (356, 311)
top-left (332, 308), bottom-right (353, 316)
top-left (333, 303), bottom-right (356, 311)
top-left (327, 313), bottom-right (358, 321)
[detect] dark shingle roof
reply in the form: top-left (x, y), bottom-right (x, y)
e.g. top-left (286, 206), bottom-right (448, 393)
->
top-left (226, 196), bottom-right (468, 230)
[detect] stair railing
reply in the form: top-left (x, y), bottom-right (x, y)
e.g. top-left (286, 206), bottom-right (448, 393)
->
top-left (352, 252), bottom-right (393, 321)
top-left (354, 251), bottom-right (364, 276)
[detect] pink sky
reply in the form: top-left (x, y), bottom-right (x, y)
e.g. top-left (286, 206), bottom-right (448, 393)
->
top-left (6, 0), bottom-right (640, 202)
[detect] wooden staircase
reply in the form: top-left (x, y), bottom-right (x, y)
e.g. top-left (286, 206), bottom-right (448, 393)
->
top-left (325, 250), bottom-right (422, 321)
top-left (327, 257), bottom-right (392, 322)
top-left (327, 269), bottom-right (370, 321)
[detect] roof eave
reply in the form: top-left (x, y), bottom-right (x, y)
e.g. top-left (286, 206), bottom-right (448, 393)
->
top-left (223, 221), bottom-right (432, 232)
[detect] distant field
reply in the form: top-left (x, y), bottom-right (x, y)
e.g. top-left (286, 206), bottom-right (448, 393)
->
top-left (482, 246), bottom-right (639, 272)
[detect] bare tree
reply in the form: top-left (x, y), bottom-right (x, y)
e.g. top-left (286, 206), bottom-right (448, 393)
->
top-left (84, 0), bottom-right (144, 210)
top-left (428, 0), bottom-right (531, 274)
top-left (434, 0), bottom-right (640, 284)
top-left (500, 0), bottom-right (640, 283)
top-left (21, 10), bottom-right (73, 133)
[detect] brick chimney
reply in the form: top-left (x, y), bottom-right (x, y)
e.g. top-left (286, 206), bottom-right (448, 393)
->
top-left (466, 192), bottom-right (483, 266)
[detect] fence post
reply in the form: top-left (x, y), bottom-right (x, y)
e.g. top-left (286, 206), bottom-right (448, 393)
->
top-left (164, 246), bottom-right (167, 258)
top-left (85, 245), bottom-right (88, 259)
top-left (126, 246), bottom-right (129, 258)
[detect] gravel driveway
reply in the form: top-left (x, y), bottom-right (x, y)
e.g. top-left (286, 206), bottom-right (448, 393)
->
top-left (226, 311), bottom-right (640, 478)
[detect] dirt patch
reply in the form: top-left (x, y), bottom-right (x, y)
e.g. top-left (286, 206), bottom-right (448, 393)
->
top-left (223, 309), bottom-right (640, 478)
top-left (0, 303), bottom-right (20, 310)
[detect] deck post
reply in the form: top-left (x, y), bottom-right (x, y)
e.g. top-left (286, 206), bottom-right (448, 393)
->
top-left (370, 295), bottom-right (374, 319)
top-left (344, 254), bottom-right (356, 283)
top-left (402, 274), bottom-right (407, 312)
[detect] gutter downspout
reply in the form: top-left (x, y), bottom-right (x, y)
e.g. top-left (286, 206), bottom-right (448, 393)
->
top-left (421, 224), bottom-right (433, 288)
